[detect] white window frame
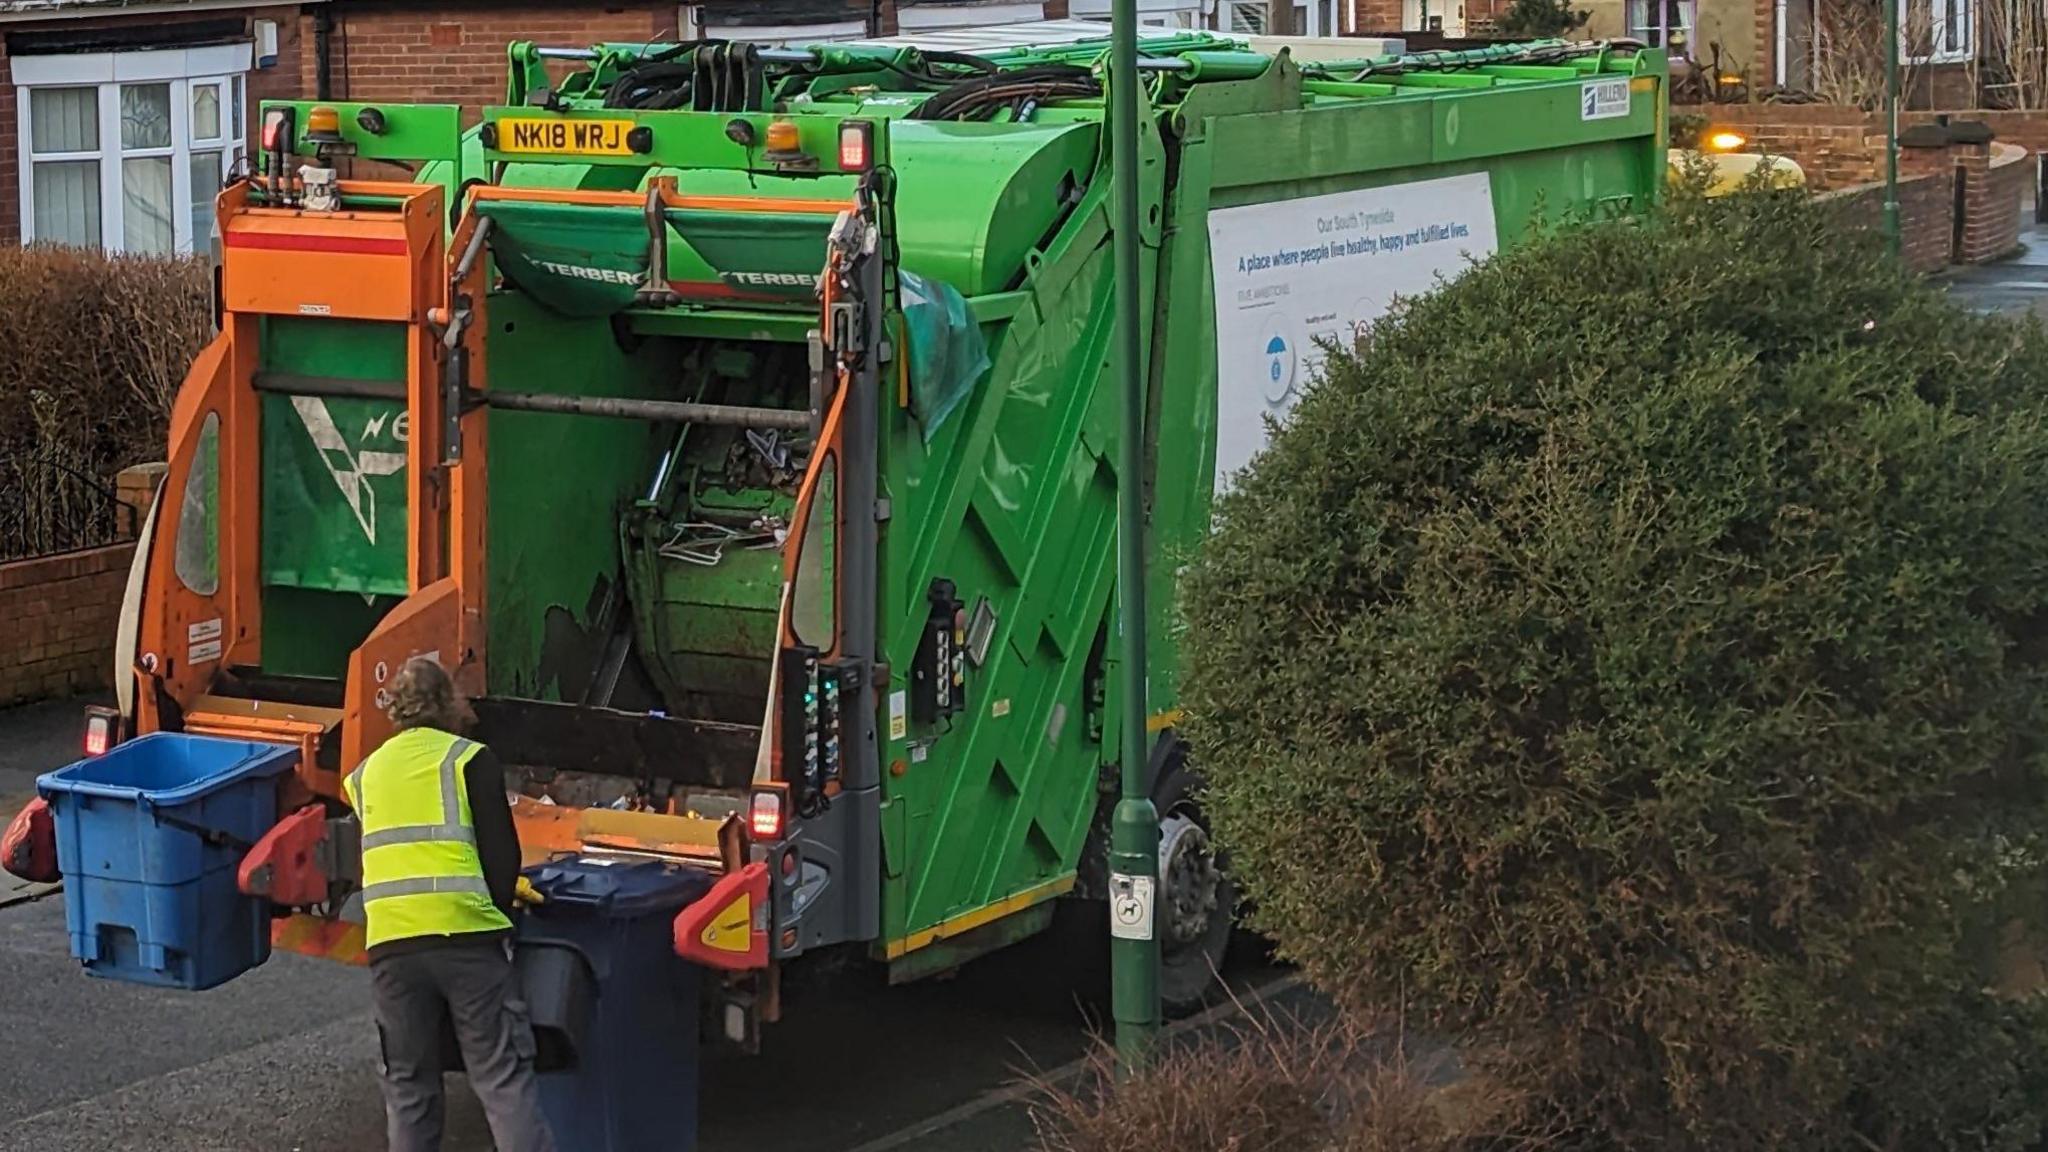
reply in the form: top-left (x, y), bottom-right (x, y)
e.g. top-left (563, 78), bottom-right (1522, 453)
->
top-left (15, 43), bottom-right (251, 256)
top-left (1901, 0), bottom-right (1972, 63)
top-left (1069, 0), bottom-right (1211, 28)
top-left (896, 2), bottom-right (1048, 29)
top-left (1626, 0), bottom-right (1695, 48)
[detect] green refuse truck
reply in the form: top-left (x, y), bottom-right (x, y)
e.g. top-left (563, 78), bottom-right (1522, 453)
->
top-left (4, 23), bottom-right (1666, 1148)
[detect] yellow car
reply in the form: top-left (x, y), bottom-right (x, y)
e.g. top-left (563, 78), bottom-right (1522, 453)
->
top-left (1669, 130), bottom-right (1806, 196)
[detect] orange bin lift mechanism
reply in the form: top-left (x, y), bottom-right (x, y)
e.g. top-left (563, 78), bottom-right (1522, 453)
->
top-left (218, 180), bottom-right (444, 323)
top-left (265, 797), bottom-right (745, 967)
top-left (180, 695), bottom-right (343, 803)
top-left (134, 178), bottom-right (484, 809)
top-left (236, 181), bottom-right (793, 969)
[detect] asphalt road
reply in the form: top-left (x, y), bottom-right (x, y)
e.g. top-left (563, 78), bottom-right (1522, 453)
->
top-left (0, 698), bottom-right (1291, 1151)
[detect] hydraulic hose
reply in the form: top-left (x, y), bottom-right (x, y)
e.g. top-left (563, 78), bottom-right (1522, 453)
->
top-left (908, 63), bottom-right (1101, 121)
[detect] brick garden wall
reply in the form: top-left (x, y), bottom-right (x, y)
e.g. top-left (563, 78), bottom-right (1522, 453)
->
top-left (0, 545), bottom-right (134, 708)
top-left (1698, 105), bottom-right (1887, 188)
top-left (0, 465), bottom-right (158, 708)
top-left (1700, 104), bottom-right (2048, 188)
top-left (1689, 103), bottom-right (2029, 267)
top-left (1818, 171), bottom-right (1955, 273)
top-left (1960, 143), bottom-right (2029, 264)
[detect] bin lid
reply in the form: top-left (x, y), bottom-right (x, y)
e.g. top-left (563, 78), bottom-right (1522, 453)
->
top-left (38, 733), bottom-right (300, 807)
top-left (524, 856), bottom-right (715, 918)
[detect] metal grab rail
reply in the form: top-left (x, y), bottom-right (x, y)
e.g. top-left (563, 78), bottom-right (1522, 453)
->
top-left (254, 372), bottom-right (812, 430)
top-left (479, 390), bottom-right (813, 431)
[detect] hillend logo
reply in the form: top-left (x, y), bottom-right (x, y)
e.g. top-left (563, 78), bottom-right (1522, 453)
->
top-left (533, 260), bottom-right (647, 285)
top-left (720, 270), bottom-right (818, 291)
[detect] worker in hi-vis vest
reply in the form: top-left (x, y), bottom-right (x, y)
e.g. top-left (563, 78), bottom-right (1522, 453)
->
top-left (343, 656), bottom-right (556, 1152)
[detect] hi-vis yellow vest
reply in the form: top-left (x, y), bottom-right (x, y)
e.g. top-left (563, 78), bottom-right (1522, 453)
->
top-left (343, 727), bottom-right (513, 950)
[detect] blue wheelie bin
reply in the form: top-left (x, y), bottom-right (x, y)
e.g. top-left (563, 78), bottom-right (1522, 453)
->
top-left (37, 733), bottom-right (298, 990)
top-left (517, 855), bottom-right (715, 1152)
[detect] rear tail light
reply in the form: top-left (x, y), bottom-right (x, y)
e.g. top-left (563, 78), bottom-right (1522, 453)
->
top-left (82, 706), bottom-right (121, 758)
top-left (837, 120), bottom-right (873, 173)
top-left (261, 107), bottom-right (295, 153)
top-left (749, 789), bottom-right (786, 841)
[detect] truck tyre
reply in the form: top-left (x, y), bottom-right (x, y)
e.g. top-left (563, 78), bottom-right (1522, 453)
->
top-left (1152, 739), bottom-right (1237, 1016)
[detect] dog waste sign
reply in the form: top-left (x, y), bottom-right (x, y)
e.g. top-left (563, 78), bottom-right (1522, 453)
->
top-left (1109, 873), bottom-right (1154, 941)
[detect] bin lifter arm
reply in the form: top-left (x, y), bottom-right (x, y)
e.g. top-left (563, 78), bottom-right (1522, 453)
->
top-left (673, 862), bottom-right (770, 970)
top-left (2, 798), bottom-right (57, 885)
top-left (238, 805), bottom-right (361, 906)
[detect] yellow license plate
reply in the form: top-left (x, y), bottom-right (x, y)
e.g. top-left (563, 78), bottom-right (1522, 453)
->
top-left (496, 117), bottom-right (636, 157)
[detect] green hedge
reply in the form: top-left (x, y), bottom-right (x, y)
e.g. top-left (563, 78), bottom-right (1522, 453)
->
top-left (1180, 188), bottom-right (2048, 1149)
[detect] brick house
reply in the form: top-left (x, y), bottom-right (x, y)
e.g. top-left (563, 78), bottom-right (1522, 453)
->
top-left (1767, 0), bottom-right (1979, 104)
top-left (0, 0), bottom-right (1087, 251)
top-left (1340, 0), bottom-right (1754, 79)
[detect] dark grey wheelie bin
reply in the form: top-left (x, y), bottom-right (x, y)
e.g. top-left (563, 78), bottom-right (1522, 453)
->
top-left (516, 855), bottom-right (714, 1152)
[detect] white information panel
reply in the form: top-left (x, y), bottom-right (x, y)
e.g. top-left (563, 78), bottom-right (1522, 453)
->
top-left (1206, 171), bottom-right (1501, 488)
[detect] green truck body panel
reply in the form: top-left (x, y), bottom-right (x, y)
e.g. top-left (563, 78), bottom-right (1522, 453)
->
top-left (250, 32), bottom-right (1665, 959)
top-left (481, 292), bottom-right (674, 702)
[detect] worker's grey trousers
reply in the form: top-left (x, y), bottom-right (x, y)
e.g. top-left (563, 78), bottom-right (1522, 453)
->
top-left (370, 939), bottom-right (558, 1152)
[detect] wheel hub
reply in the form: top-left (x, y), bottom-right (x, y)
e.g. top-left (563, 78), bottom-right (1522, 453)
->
top-left (1158, 813), bottom-right (1221, 950)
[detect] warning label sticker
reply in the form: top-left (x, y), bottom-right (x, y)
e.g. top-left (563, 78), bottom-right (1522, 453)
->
top-left (187, 618), bottom-right (223, 666)
top-left (701, 893), bottom-right (753, 954)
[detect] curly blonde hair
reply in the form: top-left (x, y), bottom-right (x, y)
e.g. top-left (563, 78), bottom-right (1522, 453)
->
top-left (386, 656), bottom-right (466, 733)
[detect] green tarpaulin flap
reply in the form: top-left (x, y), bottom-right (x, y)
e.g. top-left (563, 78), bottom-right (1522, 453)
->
top-left (901, 271), bottom-right (989, 444)
top-left (261, 392), bottom-right (410, 596)
top-left (483, 199), bottom-right (651, 318)
top-left (482, 200), bottom-right (838, 315)
top-left (666, 208), bottom-right (836, 306)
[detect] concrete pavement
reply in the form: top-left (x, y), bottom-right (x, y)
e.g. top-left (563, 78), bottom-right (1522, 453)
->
top-left (1944, 219), bottom-right (2048, 316)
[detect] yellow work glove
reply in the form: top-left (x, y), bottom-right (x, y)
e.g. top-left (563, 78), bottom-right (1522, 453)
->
top-left (514, 875), bottom-right (545, 908)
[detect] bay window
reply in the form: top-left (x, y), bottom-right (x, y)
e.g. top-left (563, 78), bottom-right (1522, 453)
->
top-left (15, 44), bottom-right (249, 255)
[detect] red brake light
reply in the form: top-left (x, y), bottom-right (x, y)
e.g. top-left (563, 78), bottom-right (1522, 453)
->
top-left (749, 790), bottom-right (786, 841)
top-left (837, 120), bottom-right (872, 173)
top-left (261, 108), bottom-right (293, 152)
top-left (82, 708), bottom-right (118, 757)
